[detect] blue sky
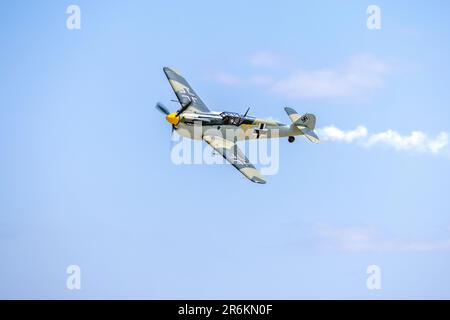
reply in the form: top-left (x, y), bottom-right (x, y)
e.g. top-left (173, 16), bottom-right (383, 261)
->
top-left (1, 0), bottom-right (450, 299)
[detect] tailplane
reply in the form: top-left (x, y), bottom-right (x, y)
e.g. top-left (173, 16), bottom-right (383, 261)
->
top-left (284, 107), bottom-right (320, 143)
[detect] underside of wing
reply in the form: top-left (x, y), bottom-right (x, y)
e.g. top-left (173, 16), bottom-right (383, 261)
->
top-left (163, 67), bottom-right (210, 113)
top-left (203, 135), bottom-right (266, 184)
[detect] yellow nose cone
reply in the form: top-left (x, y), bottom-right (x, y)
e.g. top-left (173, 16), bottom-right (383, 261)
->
top-left (166, 112), bottom-right (180, 125)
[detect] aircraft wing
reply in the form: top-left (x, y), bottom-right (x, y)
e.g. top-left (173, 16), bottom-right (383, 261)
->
top-left (163, 67), bottom-right (210, 113)
top-left (203, 135), bottom-right (266, 184)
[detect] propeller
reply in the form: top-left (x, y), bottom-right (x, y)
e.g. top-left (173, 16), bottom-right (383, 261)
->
top-left (155, 102), bottom-right (174, 132)
top-left (155, 100), bottom-right (193, 135)
top-left (156, 99), bottom-right (193, 117)
top-left (175, 100), bottom-right (193, 116)
top-left (155, 102), bottom-right (170, 115)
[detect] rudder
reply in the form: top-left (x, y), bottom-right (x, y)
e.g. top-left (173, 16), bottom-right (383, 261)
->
top-left (284, 107), bottom-right (319, 143)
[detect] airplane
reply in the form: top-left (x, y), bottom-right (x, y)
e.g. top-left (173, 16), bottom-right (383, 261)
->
top-left (156, 67), bottom-right (320, 184)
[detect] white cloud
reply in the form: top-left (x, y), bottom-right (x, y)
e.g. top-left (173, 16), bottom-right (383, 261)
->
top-left (271, 54), bottom-right (389, 99)
top-left (212, 73), bottom-right (244, 86)
top-left (248, 52), bottom-right (282, 68)
top-left (213, 54), bottom-right (390, 100)
top-left (365, 130), bottom-right (449, 154)
top-left (249, 75), bottom-right (273, 86)
top-left (319, 125), bottom-right (368, 143)
top-left (317, 225), bottom-right (450, 253)
top-left (211, 52), bottom-right (449, 158)
top-left (318, 126), bottom-right (449, 156)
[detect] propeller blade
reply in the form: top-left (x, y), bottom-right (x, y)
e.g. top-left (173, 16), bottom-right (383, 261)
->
top-left (175, 100), bottom-right (193, 116)
top-left (155, 102), bottom-right (170, 115)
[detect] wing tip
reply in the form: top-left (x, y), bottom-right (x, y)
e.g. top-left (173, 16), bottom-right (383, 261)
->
top-left (163, 66), bottom-right (181, 76)
top-left (251, 176), bottom-right (267, 184)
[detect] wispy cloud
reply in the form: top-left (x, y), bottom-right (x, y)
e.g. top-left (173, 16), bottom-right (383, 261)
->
top-left (365, 130), bottom-right (449, 154)
top-left (318, 125), bottom-right (449, 156)
top-left (248, 52), bottom-right (283, 68)
top-left (212, 52), bottom-right (449, 157)
top-left (319, 126), bottom-right (368, 143)
top-left (317, 225), bottom-right (450, 253)
top-left (212, 73), bottom-right (244, 86)
top-left (213, 54), bottom-right (390, 100)
top-left (272, 54), bottom-right (389, 99)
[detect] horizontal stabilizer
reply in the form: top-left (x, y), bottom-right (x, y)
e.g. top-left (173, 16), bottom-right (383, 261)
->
top-left (300, 127), bottom-right (320, 144)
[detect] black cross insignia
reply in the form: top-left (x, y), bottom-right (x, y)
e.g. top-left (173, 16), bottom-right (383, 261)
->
top-left (254, 123), bottom-right (267, 139)
top-left (180, 87), bottom-right (198, 104)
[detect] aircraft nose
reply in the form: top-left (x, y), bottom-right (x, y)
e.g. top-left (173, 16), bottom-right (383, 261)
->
top-left (166, 112), bottom-right (180, 125)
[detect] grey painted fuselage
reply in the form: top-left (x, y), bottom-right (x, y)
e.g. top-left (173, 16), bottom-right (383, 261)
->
top-left (175, 111), bottom-right (304, 141)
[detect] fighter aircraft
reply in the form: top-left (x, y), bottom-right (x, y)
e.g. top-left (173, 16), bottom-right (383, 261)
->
top-left (156, 67), bottom-right (320, 184)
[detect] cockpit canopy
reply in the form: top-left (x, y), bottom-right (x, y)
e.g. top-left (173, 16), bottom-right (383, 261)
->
top-left (220, 111), bottom-right (244, 126)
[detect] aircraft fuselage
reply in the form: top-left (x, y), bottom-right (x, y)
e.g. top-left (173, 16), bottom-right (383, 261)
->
top-left (174, 111), bottom-right (304, 141)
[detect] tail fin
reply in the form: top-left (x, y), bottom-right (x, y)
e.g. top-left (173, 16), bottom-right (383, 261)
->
top-left (284, 107), bottom-right (320, 143)
top-left (285, 107), bottom-right (316, 130)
